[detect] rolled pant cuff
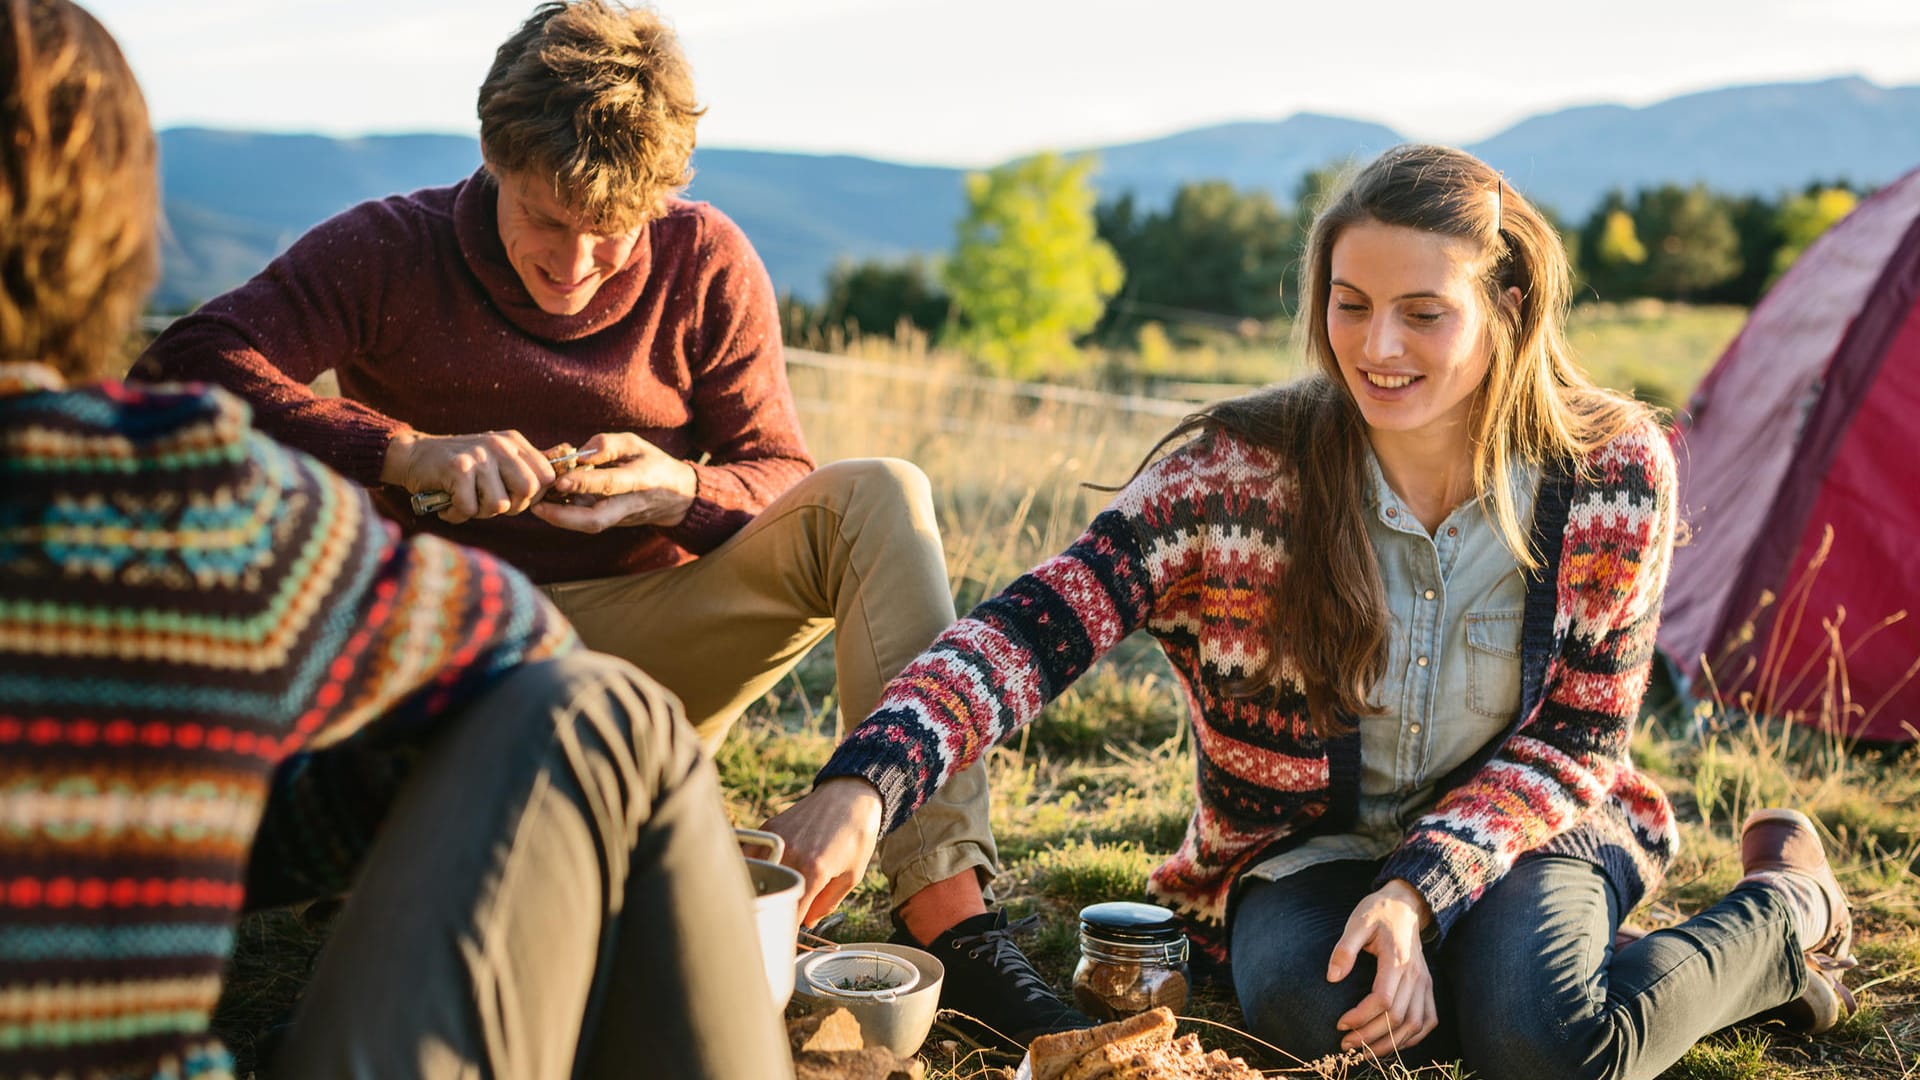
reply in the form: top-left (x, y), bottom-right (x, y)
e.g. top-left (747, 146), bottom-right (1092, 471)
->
top-left (885, 842), bottom-right (1000, 910)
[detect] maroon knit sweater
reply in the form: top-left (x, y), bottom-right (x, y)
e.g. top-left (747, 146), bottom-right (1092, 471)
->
top-left (136, 169), bottom-right (813, 584)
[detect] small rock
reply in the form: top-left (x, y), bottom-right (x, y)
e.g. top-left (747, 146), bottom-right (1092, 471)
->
top-left (786, 1008), bottom-right (925, 1079)
top-left (787, 1007), bottom-right (865, 1054)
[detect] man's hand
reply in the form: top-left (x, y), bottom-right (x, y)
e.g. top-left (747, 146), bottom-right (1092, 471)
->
top-left (382, 430), bottom-right (556, 524)
top-left (1328, 879), bottom-right (1439, 1057)
top-left (529, 431), bottom-right (698, 533)
top-left (761, 777), bottom-right (884, 927)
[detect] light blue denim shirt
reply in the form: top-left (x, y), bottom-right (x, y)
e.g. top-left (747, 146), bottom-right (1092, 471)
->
top-left (1246, 449), bottom-right (1539, 883)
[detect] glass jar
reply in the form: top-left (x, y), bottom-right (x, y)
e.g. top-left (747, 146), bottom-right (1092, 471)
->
top-left (1070, 901), bottom-right (1190, 1021)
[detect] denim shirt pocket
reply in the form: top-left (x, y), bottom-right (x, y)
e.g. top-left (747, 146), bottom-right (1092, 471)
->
top-left (1466, 610), bottom-right (1525, 720)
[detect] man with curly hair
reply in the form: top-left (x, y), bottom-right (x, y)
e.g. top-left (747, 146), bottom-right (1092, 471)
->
top-left (137, 0), bottom-right (1088, 1046)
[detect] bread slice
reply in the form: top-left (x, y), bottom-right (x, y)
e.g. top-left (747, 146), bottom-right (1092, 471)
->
top-left (1061, 1032), bottom-right (1199, 1080)
top-left (1057, 1042), bottom-right (1130, 1080)
top-left (1028, 1007), bottom-right (1177, 1080)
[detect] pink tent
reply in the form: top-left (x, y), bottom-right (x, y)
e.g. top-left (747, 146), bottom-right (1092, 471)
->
top-left (1660, 166), bottom-right (1920, 742)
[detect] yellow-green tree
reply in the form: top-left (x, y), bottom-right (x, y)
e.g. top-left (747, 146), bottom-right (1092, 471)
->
top-left (1771, 187), bottom-right (1858, 282)
top-left (942, 153), bottom-right (1122, 378)
top-left (1596, 208), bottom-right (1648, 269)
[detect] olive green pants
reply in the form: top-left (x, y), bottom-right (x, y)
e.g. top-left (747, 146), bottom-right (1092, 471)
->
top-left (277, 653), bottom-right (792, 1079)
top-left (541, 458), bottom-right (999, 906)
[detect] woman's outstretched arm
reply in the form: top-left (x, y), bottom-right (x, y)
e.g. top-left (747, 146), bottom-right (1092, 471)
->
top-left (766, 441), bottom-right (1218, 922)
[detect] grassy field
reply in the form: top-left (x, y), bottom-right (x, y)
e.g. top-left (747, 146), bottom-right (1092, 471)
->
top-left (214, 303), bottom-right (1920, 1078)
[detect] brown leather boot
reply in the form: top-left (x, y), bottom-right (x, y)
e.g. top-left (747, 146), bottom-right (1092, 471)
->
top-left (1739, 808), bottom-right (1858, 1033)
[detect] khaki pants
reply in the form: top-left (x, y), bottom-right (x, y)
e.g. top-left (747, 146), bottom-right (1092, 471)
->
top-left (278, 653), bottom-right (793, 1080)
top-left (541, 458), bottom-right (998, 906)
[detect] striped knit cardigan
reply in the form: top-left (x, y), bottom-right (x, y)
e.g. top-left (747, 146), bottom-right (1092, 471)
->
top-left (0, 364), bottom-right (576, 1079)
top-left (820, 418), bottom-right (1680, 958)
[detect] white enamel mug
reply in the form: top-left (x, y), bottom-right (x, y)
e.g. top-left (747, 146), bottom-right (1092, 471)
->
top-left (736, 827), bottom-right (803, 1009)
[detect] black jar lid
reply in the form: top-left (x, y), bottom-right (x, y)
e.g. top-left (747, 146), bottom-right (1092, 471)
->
top-left (1079, 901), bottom-right (1183, 943)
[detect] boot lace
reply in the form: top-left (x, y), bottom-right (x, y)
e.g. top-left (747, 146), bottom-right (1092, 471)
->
top-left (949, 914), bottom-right (1057, 1003)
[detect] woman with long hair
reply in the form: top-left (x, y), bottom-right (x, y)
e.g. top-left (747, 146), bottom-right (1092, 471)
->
top-left (767, 143), bottom-right (1853, 1078)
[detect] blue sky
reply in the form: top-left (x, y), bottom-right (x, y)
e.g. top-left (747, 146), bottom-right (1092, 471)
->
top-left (87, 0), bottom-right (1920, 166)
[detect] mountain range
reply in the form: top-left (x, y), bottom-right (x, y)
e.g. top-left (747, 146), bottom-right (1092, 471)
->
top-left (155, 75), bottom-right (1920, 307)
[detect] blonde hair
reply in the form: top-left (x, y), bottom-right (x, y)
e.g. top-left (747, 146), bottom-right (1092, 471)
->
top-left (0, 0), bottom-right (158, 379)
top-left (477, 0), bottom-right (704, 231)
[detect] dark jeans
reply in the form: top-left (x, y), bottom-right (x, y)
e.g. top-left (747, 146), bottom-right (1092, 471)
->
top-left (271, 652), bottom-right (793, 1080)
top-left (1231, 855), bottom-right (1807, 1080)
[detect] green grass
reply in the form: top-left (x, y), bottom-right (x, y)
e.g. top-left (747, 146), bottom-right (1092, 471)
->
top-left (1663, 1030), bottom-right (1783, 1080)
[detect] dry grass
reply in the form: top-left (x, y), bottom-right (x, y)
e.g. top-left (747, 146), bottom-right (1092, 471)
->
top-left (783, 339), bottom-right (1181, 604)
top-left (212, 307), bottom-right (1915, 1079)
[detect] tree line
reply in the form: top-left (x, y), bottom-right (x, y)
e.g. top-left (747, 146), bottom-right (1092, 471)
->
top-left (783, 153), bottom-right (1862, 378)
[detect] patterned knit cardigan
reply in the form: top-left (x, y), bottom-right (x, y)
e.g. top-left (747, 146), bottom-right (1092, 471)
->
top-left (820, 420), bottom-right (1680, 958)
top-left (0, 365), bottom-right (576, 1080)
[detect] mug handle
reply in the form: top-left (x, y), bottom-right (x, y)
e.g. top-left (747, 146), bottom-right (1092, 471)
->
top-left (736, 827), bottom-right (785, 863)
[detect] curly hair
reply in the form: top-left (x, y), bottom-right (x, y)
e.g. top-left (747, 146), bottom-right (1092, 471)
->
top-left (478, 0), bottom-right (704, 231)
top-left (0, 0), bottom-right (158, 380)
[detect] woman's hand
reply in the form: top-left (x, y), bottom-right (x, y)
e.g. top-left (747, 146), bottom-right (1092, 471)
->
top-left (761, 777), bottom-right (884, 926)
top-left (1327, 879), bottom-right (1439, 1056)
top-left (529, 431), bottom-right (697, 532)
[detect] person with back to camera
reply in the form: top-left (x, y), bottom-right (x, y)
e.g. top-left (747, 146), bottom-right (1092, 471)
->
top-left (762, 143), bottom-right (1859, 1078)
top-left (0, 1), bottom-right (792, 1076)
top-left (134, 0), bottom-right (1088, 1043)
